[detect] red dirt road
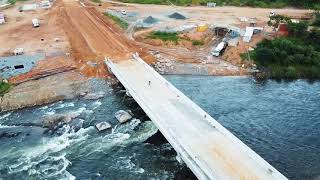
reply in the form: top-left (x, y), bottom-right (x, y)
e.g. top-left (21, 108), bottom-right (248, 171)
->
top-left (59, 0), bottom-right (154, 77)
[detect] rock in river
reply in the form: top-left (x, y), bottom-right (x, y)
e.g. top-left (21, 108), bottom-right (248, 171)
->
top-left (83, 91), bottom-right (106, 100)
top-left (42, 111), bottom-right (81, 128)
top-left (95, 122), bottom-right (112, 132)
top-left (115, 110), bottom-right (132, 124)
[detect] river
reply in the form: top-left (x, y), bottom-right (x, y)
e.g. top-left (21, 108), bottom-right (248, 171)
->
top-left (0, 76), bottom-right (319, 179)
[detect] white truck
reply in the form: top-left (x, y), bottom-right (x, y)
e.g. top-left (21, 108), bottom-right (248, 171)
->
top-left (211, 41), bottom-right (228, 57)
top-left (121, 10), bottom-right (126, 15)
top-left (32, 18), bottom-right (40, 28)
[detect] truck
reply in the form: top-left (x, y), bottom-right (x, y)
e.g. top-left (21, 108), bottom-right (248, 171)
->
top-left (0, 12), bottom-right (5, 24)
top-left (121, 10), bottom-right (127, 15)
top-left (211, 41), bottom-right (228, 57)
top-left (32, 18), bottom-right (40, 28)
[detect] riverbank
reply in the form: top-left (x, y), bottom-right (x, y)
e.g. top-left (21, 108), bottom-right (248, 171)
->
top-left (250, 21), bottom-right (320, 80)
top-left (0, 71), bottom-right (113, 112)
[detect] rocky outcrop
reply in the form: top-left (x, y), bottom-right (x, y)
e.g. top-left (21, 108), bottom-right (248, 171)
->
top-left (95, 122), bottom-right (112, 131)
top-left (115, 110), bottom-right (133, 124)
top-left (42, 111), bottom-right (82, 128)
top-left (0, 72), bottom-right (91, 112)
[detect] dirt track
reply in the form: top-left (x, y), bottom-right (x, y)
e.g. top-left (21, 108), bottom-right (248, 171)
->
top-left (58, 0), bottom-right (154, 77)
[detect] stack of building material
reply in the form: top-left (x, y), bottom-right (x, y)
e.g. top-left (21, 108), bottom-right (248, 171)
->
top-left (243, 27), bottom-right (263, 42)
top-left (40, 0), bottom-right (51, 9)
top-left (197, 24), bottom-right (208, 32)
top-left (243, 27), bottom-right (254, 42)
top-left (21, 4), bottom-right (37, 11)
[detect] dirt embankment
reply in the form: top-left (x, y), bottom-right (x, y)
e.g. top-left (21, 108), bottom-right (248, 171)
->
top-left (58, 0), bottom-right (155, 77)
top-left (0, 71), bottom-right (91, 112)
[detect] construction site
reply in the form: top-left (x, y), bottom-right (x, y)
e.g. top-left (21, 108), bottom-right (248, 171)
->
top-left (0, 0), bottom-right (312, 110)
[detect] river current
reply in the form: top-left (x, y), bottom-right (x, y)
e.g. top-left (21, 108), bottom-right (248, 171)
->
top-left (0, 76), bottom-right (319, 179)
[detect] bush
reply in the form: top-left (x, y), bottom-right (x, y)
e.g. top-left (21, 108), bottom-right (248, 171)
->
top-left (285, 66), bottom-right (298, 79)
top-left (8, 0), bottom-right (16, 4)
top-left (287, 21), bottom-right (308, 37)
top-left (0, 82), bottom-right (11, 96)
top-left (252, 24), bottom-right (320, 79)
top-left (314, 11), bottom-right (320, 26)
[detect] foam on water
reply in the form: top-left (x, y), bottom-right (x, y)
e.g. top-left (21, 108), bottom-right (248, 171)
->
top-left (92, 101), bottom-right (102, 109)
top-left (7, 125), bottom-right (93, 178)
top-left (0, 124), bottom-right (19, 128)
top-left (0, 112), bottom-right (12, 120)
top-left (44, 110), bottom-right (56, 116)
top-left (56, 102), bottom-right (75, 109)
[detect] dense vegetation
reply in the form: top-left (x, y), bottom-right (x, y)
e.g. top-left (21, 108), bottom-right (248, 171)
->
top-left (0, 82), bottom-right (11, 96)
top-left (147, 31), bottom-right (204, 45)
top-left (103, 13), bottom-right (128, 30)
top-left (121, 0), bottom-right (319, 9)
top-left (314, 11), bottom-right (320, 26)
top-left (251, 21), bottom-right (320, 79)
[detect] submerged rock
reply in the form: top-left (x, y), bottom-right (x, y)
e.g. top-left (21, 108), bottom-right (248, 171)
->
top-left (95, 122), bottom-right (112, 131)
top-left (0, 131), bottom-right (21, 139)
top-left (42, 115), bottom-right (69, 128)
top-left (42, 111), bottom-right (81, 129)
top-left (70, 119), bottom-right (84, 132)
top-left (115, 110), bottom-right (132, 124)
top-left (83, 91), bottom-right (106, 100)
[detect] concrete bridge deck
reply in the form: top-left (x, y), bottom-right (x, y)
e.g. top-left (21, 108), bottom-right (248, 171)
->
top-left (105, 54), bottom-right (287, 180)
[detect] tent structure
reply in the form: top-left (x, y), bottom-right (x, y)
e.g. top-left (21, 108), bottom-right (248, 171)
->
top-left (243, 27), bottom-right (263, 42)
top-left (243, 27), bottom-right (254, 42)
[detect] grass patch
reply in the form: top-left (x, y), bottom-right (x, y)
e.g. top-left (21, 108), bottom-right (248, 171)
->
top-left (91, 0), bottom-right (101, 3)
top-left (147, 31), bottom-right (206, 46)
top-left (192, 40), bottom-right (204, 46)
top-left (0, 82), bottom-right (11, 96)
top-left (147, 31), bottom-right (180, 43)
top-left (103, 12), bottom-right (128, 30)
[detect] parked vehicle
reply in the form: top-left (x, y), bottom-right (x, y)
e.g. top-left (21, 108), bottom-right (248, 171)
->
top-left (211, 42), bottom-right (228, 57)
top-left (13, 48), bottom-right (24, 55)
top-left (32, 18), bottom-right (39, 28)
top-left (0, 12), bottom-right (5, 24)
top-left (269, 10), bottom-right (276, 17)
top-left (121, 10), bottom-right (127, 15)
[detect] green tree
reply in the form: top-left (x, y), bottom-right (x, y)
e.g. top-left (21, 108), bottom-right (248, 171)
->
top-left (288, 21), bottom-right (308, 37)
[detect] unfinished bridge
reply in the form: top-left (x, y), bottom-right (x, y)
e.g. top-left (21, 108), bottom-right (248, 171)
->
top-left (105, 54), bottom-right (287, 180)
